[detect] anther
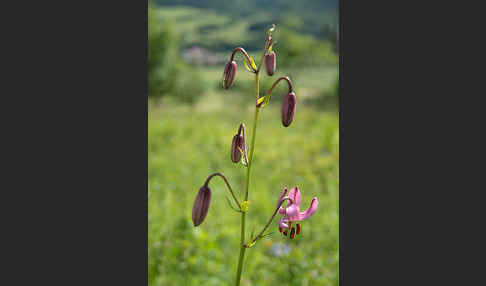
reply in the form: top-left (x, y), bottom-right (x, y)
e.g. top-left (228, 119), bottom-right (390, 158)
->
top-left (296, 223), bottom-right (301, 235)
top-left (290, 227), bottom-right (295, 239)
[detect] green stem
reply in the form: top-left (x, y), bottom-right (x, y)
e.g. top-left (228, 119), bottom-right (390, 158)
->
top-left (235, 213), bottom-right (246, 286)
top-left (235, 71), bottom-right (260, 286)
top-left (247, 75), bottom-right (260, 200)
top-left (248, 197), bottom-right (293, 246)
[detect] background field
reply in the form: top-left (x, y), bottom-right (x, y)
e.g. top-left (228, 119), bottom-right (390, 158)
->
top-left (149, 1), bottom-right (339, 285)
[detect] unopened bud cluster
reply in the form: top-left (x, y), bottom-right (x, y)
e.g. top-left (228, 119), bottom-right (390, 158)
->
top-left (195, 25), bottom-right (302, 228)
top-left (194, 26), bottom-right (303, 230)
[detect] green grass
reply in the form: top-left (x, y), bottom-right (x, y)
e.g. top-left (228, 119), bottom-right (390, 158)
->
top-left (149, 94), bottom-right (339, 285)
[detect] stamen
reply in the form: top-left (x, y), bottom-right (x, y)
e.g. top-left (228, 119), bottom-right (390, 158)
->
top-left (279, 227), bottom-right (282, 233)
top-left (296, 223), bottom-right (301, 235)
top-left (283, 229), bottom-right (288, 236)
top-left (290, 227), bottom-right (295, 239)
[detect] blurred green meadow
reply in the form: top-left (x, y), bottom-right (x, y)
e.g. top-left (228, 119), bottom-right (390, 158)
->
top-left (149, 1), bottom-right (339, 285)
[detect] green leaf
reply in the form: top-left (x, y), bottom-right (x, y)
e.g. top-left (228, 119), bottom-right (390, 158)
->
top-left (225, 196), bottom-right (240, 213)
top-left (243, 60), bottom-right (253, 73)
top-left (268, 43), bottom-right (273, 53)
top-left (250, 56), bottom-right (257, 71)
top-left (245, 241), bottom-right (256, 248)
top-left (260, 232), bottom-right (274, 239)
top-left (257, 94), bottom-right (271, 108)
top-left (269, 41), bottom-right (277, 53)
top-left (256, 96), bottom-right (265, 106)
top-left (243, 56), bottom-right (257, 73)
top-left (237, 146), bottom-right (248, 166)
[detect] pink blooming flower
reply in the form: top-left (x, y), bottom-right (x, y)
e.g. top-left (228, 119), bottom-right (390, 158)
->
top-left (277, 186), bottom-right (318, 239)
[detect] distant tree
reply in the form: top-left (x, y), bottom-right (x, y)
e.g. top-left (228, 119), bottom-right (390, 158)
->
top-left (149, 4), bottom-right (205, 102)
top-left (148, 5), bottom-right (179, 96)
top-left (154, 0), bottom-right (338, 19)
top-left (273, 18), bottom-right (338, 67)
top-left (319, 23), bottom-right (338, 53)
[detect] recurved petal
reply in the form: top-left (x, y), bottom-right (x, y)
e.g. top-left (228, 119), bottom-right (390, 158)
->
top-left (288, 186), bottom-right (301, 207)
top-left (299, 197), bottom-right (318, 220)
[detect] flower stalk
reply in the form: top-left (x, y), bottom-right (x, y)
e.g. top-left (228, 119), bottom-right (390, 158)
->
top-left (234, 38), bottom-right (267, 284)
top-left (244, 197), bottom-right (294, 248)
top-left (190, 24), bottom-right (319, 286)
top-left (204, 172), bottom-right (241, 210)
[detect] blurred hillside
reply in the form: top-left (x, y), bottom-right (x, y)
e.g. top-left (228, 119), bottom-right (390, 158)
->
top-left (148, 1), bottom-right (338, 106)
top-left (153, 0), bottom-right (338, 53)
top-left (155, 0), bottom-right (338, 29)
top-left (156, 0), bottom-right (337, 15)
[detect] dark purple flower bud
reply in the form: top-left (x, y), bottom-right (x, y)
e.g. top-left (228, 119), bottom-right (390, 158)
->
top-left (192, 185), bottom-right (211, 226)
top-left (231, 134), bottom-right (244, 163)
top-left (281, 91), bottom-right (296, 127)
top-left (223, 60), bottom-right (237, 89)
top-left (264, 51), bottom-right (276, 76)
top-left (231, 123), bottom-right (246, 163)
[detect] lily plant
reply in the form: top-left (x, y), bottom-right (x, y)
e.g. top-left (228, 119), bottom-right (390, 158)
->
top-left (191, 25), bottom-right (319, 286)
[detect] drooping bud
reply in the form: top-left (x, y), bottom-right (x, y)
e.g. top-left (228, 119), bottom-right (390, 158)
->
top-left (231, 123), bottom-right (246, 163)
top-left (192, 185), bottom-right (211, 226)
top-left (264, 51), bottom-right (276, 76)
top-left (281, 91), bottom-right (297, 127)
top-left (231, 134), bottom-right (244, 163)
top-left (223, 60), bottom-right (237, 89)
